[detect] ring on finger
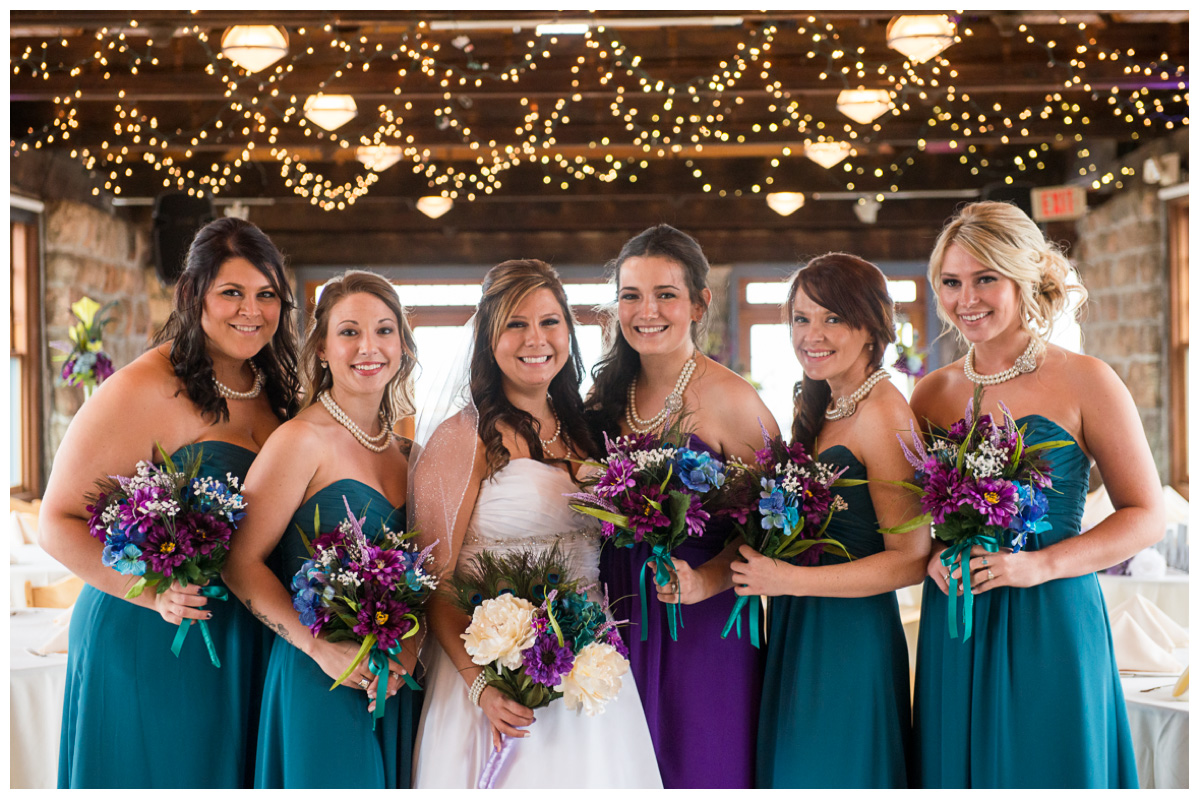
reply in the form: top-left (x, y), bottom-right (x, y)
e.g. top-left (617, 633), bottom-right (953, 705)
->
top-left (982, 556), bottom-right (989, 566)
top-left (987, 568), bottom-right (995, 581)
top-left (358, 678), bottom-right (370, 690)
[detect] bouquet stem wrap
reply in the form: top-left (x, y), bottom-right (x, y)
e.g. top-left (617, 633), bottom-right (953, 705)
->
top-left (719, 593), bottom-right (762, 648)
top-left (367, 643), bottom-right (423, 730)
top-left (169, 585), bottom-right (228, 667)
top-left (477, 734), bottom-right (516, 789)
top-left (639, 544), bottom-right (681, 642)
top-left (940, 534), bottom-right (1001, 641)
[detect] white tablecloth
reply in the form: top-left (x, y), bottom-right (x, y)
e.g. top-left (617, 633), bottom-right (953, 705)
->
top-left (10, 608), bottom-right (69, 789)
top-left (1120, 647), bottom-right (1189, 789)
top-left (1100, 570), bottom-right (1190, 627)
top-left (10, 543), bottom-right (72, 609)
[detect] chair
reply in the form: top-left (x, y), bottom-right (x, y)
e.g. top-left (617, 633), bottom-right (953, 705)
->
top-left (25, 575), bottom-right (85, 608)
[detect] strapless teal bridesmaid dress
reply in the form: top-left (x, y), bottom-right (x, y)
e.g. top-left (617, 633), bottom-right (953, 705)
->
top-left (59, 441), bottom-right (271, 788)
top-left (756, 445), bottom-right (911, 788)
top-left (912, 416), bottom-right (1137, 788)
top-left (254, 480), bottom-right (420, 788)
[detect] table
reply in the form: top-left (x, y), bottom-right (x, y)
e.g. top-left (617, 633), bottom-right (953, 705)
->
top-left (1120, 647), bottom-right (1189, 789)
top-left (10, 543), bottom-right (72, 609)
top-left (10, 607), bottom-right (69, 789)
top-left (1099, 569), bottom-right (1190, 627)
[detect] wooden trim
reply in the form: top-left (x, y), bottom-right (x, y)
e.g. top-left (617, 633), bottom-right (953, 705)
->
top-left (1167, 196), bottom-right (1188, 498)
top-left (10, 216), bottom-right (43, 498)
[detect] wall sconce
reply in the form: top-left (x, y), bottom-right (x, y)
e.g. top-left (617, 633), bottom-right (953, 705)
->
top-left (220, 25), bottom-right (289, 73)
top-left (355, 145), bottom-right (404, 172)
top-left (805, 141), bottom-right (853, 169)
top-left (303, 94), bottom-right (358, 131)
top-left (416, 196), bottom-right (454, 219)
top-left (854, 197), bottom-right (882, 224)
top-left (766, 192), bottom-right (805, 217)
top-left (835, 89), bottom-right (892, 125)
top-left (886, 15), bottom-right (956, 64)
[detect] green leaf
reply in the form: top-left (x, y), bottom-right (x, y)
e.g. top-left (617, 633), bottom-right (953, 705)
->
top-left (154, 441), bottom-right (177, 473)
top-left (570, 504), bottom-right (630, 528)
top-left (124, 577), bottom-right (149, 599)
top-left (666, 490), bottom-right (690, 542)
top-left (878, 513), bottom-right (933, 535)
top-left (659, 463), bottom-right (674, 493)
top-left (330, 634), bottom-right (375, 690)
top-left (1023, 440), bottom-right (1074, 453)
top-left (832, 478), bottom-right (870, 487)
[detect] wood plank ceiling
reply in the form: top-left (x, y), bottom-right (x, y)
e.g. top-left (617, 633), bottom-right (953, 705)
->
top-left (10, 10), bottom-right (1190, 265)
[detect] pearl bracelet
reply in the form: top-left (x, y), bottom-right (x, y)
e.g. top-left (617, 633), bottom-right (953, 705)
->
top-left (469, 672), bottom-right (488, 706)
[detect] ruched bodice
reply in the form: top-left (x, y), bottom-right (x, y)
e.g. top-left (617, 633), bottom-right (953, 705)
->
top-left (1014, 416), bottom-right (1088, 548)
top-left (459, 459), bottom-right (602, 595)
top-left (816, 445), bottom-right (882, 562)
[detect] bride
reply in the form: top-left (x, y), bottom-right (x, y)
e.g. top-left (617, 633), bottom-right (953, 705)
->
top-left (409, 259), bottom-right (662, 789)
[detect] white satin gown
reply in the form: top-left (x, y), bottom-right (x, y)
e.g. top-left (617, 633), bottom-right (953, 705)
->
top-left (411, 458), bottom-right (663, 789)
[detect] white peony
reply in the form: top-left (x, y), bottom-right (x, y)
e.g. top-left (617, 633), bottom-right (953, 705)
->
top-left (556, 642), bottom-right (629, 716)
top-left (461, 595), bottom-right (538, 669)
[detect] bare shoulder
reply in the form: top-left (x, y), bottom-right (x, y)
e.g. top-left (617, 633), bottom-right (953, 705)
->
top-left (909, 362), bottom-right (962, 427)
top-left (697, 357), bottom-right (770, 411)
top-left (260, 408), bottom-right (329, 457)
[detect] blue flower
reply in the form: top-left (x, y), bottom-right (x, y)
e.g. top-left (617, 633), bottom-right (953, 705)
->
top-left (1008, 484), bottom-right (1051, 553)
top-left (674, 448), bottom-right (726, 493)
top-left (102, 542), bottom-right (146, 576)
top-left (758, 480), bottom-right (799, 532)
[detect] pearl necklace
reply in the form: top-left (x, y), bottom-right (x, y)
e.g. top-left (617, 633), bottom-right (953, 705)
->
top-left (963, 338), bottom-right (1041, 385)
top-left (538, 403), bottom-right (561, 449)
top-left (626, 353), bottom-right (697, 435)
top-left (214, 360), bottom-right (264, 401)
top-left (318, 392), bottom-right (392, 453)
top-left (825, 368), bottom-right (890, 420)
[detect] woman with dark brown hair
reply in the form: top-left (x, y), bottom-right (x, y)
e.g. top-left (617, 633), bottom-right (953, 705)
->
top-left (731, 253), bottom-right (928, 788)
top-left (41, 217), bottom-right (300, 788)
top-left (224, 269), bottom-right (421, 788)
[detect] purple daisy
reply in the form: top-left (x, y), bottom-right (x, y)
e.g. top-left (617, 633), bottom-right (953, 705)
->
top-left (966, 477), bottom-right (1018, 527)
top-left (921, 464), bottom-right (968, 524)
top-left (358, 543), bottom-right (405, 590)
top-left (86, 494), bottom-right (109, 541)
top-left (618, 485), bottom-right (670, 541)
top-left (683, 493), bottom-right (710, 538)
top-left (179, 510), bottom-right (232, 556)
top-left (595, 457), bottom-right (637, 498)
top-left (141, 524), bottom-right (192, 576)
top-left (354, 589), bottom-right (413, 650)
top-left (522, 629), bottom-right (576, 686)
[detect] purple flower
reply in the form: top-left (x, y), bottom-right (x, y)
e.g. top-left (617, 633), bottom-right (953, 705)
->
top-left (61, 356), bottom-right (76, 382)
top-left (312, 526), bottom-right (347, 553)
top-left (359, 543), bottom-right (405, 590)
top-left (94, 352), bottom-right (114, 382)
top-left (966, 477), bottom-right (1018, 527)
top-left (119, 485), bottom-right (171, 536)
top-left (921, 464), bottom-right (967, 524)
top-left (141, 524), bottom-right (191, 576)
top-left (604, 626), bottom-right (630, 659)
top-left (86, 494), bottom-right (109, 541)
top-left (617, 485), bottom-right (670, 541)
top-left (354, 589), bottom-right (413, 650)
top-left (595, 458), bottom-right (637, 498)
top-left (178, 510), bottom-right (232, 556)
top-left (683, 493), bottom-right (710, 537)
top-left (522, 629), bottom-right (576, 686)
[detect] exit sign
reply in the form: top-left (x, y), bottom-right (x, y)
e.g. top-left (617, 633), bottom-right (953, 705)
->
top-left (1031, 185), bottom-right (1087, 221)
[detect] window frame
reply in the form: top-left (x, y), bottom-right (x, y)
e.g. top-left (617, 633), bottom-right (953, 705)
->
top-left (10, 206), bottom-right (44, 499)
top-left (1166, 194), bottom-right (1188, 498)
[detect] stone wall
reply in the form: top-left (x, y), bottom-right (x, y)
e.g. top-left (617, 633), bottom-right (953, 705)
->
top-left (43, 200), bottom-right (154, 467)
top-left (1074, 133), bottom-right (1188, 484)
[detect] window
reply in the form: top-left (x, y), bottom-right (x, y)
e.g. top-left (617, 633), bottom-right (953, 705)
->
top-left (737, 276), bottom-right (928, 434)
top-left (10, 208), bottom-right (43, 497)
top-left (1167, 196), bottom-right (1188, 497)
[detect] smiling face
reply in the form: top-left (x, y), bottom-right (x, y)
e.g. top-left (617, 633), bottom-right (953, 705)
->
top-left (491, 287), bottom-right (571, 396)
top-left (936, 242), bottom-right (1023, 344)
top-left (616, 254), bottom-right (710, 359)
top-left (318, 291), bottom-right (404, 398)
top-left (200, 257), bottom-right (282, 362)
top-left (790, 285), bottom-right (874, 385)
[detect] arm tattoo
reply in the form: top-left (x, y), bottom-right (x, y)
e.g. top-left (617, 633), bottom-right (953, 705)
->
top-left (244, 598), bottom-right (293, 646)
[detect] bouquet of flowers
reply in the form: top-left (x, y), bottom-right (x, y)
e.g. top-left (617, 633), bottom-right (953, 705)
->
top-left (51, 296), bottom-right (116, 393)
top-left (885, 386), bottom-right (1071, 640)
top-left (892, 341), bottom-right (927, 378)
top-left (717, 425), bottom-right (863, 646)
top-left (291, 496), bottom-right (437, 728)
top-left (86, 444), bottom-right (245, 666)
top-left (446, 547), bottom-right (630, 788)
top-left (566, 424), bottom-right (731, 641)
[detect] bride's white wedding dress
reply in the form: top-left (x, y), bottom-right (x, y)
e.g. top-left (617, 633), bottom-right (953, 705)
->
top-left (411, 458), bottom-right (663, 789)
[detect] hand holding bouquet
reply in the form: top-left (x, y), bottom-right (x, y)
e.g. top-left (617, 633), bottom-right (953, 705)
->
top-left (291, 496), bottom-right (437, 727)
top-left (567, 425), bottom-right (730, 641)
top-left (718, 425), bottom-right (863, 646)
top-left (446, 547), bottom-right (630, 788)
top-left (885, 386), bottom-right (1070, 640)
top-left (86, 444), bottom-right (245, 666)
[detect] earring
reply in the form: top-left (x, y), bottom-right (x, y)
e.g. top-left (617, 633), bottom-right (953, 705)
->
top-left (320, 359), bottom-right (328, 369)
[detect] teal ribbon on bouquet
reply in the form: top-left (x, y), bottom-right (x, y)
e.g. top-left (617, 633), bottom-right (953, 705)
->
top-left (639, 544), bottom-right (682, 642)
top-left (719, 593), bottom-right (761, 648)
top-left (940, 533), bottom-right (1002, 641)
top-left (170, 584), bottom-right (228, 667)
top-left (367, 644), bottom-right (423, 730)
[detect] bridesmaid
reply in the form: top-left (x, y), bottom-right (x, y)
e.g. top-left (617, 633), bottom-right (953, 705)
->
top-left (730, 254), bottom-right (928, 788)
top-left (910, 201), bottom-right (1160, 787)
top-left (586, 224), bottom-right (778, 789)
top-left (224, 270), bottom-right (421, 788)
top-left (41, 217), bottom-right (301, 788)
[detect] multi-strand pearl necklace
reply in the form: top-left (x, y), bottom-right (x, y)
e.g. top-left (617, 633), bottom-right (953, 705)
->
top-left (318, 392), bottom-right (393, 453)
top-left (214, 360), bottom-right (264, 400)
top-left (825, 368), bottom-right (890, 420)
top-left (963, 338), bottom-right (1041, 386)
top-left (625, 353), bottom-right (697, 435)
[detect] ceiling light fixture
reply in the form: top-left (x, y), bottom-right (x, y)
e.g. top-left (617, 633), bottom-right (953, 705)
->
top-left (805, 141), bottom-right (854, 169)
top-left (886, 15), bottom-right (956, 64)
top-left (416, 196), bottom-right (454, 219)
top-left (766, 192), bottom-right (805, 216)
top-left (219, 25), bottom-right (289, 74)
top-left (854, 197), bottom-right (882, 224)
top-left (835, 89), bottom-right (892, 125)
top-left (303, 94), bottom-right (358, 131)
top-left (355, 145), bottom-right (404, 172)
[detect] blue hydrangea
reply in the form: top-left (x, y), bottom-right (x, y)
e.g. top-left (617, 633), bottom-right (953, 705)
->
top-left (101, 541), bottom-right (146, 575)
top-left (674, 448), bottom-right (726, 493)
top-left (759, 479), bottom-right (800, 532)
